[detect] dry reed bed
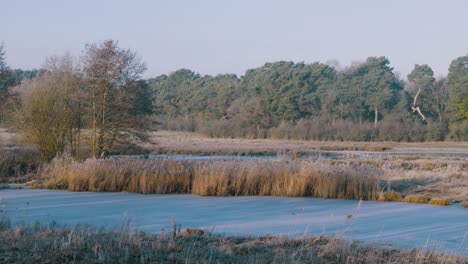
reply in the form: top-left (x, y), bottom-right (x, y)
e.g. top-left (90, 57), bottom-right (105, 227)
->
top-left (41, 156), bottom-right (382, 200)
top-left (0, 220), bottom-right (466, 264)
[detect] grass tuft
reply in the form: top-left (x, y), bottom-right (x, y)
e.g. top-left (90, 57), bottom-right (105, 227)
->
top-left (378, 191), bottom-right (402, 202)
top-left (460, 201), bottom-right (468, 209)
top-left (402, 195), bottom-right (429, 204)
top-left (428, 198), bottom-right (451, 206)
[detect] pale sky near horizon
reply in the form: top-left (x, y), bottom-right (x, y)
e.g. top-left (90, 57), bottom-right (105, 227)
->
top-left (1, 0), bottom-right (467, 79)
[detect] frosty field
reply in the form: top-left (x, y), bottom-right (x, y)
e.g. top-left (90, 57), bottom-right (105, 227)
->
top-left (1, 189), bottom-right (466, 255)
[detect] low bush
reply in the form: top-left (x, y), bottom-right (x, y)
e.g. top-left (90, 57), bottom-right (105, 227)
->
top-left (460, 201), bottom-right (468, 209)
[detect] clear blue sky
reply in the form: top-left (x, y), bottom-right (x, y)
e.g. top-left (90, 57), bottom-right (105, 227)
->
top-left (1, 0), bottom-right (467, 78)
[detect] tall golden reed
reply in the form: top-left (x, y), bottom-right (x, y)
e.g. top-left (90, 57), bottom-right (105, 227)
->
top-left (41, 155), bottom-right (382, 200)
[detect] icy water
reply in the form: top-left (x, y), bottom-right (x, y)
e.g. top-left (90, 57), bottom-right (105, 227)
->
top-left (1, 189), bottom-right (467, 254)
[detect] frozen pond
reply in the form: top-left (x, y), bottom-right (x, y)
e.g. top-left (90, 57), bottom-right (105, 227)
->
top-left (1, 189), bottom-right (467, 254)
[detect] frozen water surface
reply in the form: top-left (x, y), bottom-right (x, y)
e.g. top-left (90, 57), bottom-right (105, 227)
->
top-left (1, 189), bottom-right (467, 254)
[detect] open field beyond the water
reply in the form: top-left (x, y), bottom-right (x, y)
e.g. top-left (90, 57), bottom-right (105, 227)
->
top-left (3, 128), bottom-right (468, 155)
top-left (148, 131), bottom-right (468, 155)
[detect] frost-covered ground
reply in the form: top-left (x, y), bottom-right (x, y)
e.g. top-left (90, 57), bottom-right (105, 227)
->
top-left (1, 189), bottom-right (467, 254)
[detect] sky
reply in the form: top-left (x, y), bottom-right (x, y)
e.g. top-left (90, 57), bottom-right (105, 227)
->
top-left (1, 0), bottom-right (467, 79)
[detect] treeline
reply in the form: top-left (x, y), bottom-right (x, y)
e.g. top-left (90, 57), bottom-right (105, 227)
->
top-left (151, 57), bottom-right (468, 141)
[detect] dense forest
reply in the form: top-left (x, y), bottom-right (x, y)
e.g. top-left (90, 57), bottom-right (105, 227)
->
top-left (1, 41), bottom-right (468, 155)
top-left (151, 56), bottom-right (468, 141)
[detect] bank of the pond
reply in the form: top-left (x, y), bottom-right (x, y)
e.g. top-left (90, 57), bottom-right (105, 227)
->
top-left (0, 220), bottom-right (466, 264)
top-left (1, 189), bottom-right (466, 255)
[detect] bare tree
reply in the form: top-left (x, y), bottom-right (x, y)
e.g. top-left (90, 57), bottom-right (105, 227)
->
top-left (82, 40), bottom-right (147, 158)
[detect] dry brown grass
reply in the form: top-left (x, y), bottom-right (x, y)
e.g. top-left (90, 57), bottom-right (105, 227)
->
top-left (41, 156), bottom-right (382, 200)
top-left (461, 201), bottom-right (468, 209)
top-left (0, 220), bottom-right (466, 264)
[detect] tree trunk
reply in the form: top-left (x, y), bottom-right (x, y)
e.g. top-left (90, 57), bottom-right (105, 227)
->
top-left (340, 100), bottom-right (344, 120)
top-left (374, 107), bottom-right (378, 129)
top-left (92, 81), bottom-right (97, 158)
top-left (412, 87), bottom-right (426, 121)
